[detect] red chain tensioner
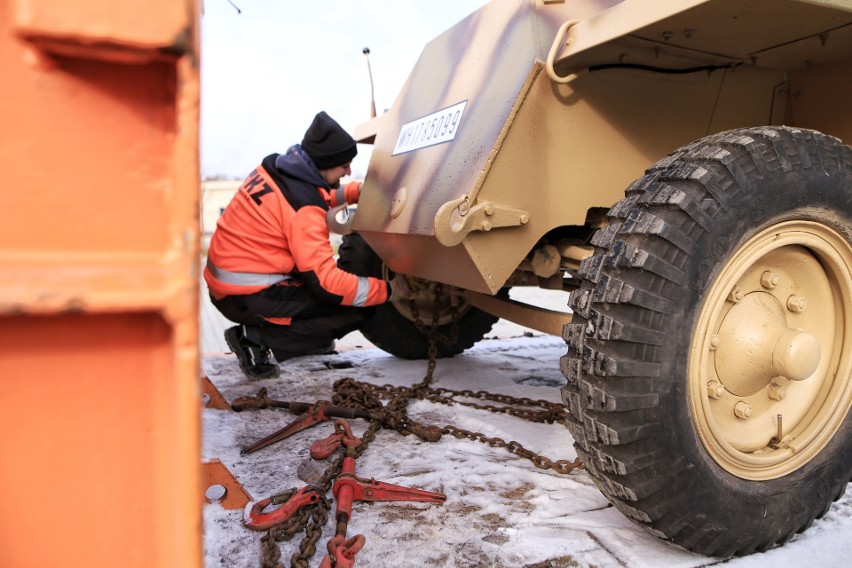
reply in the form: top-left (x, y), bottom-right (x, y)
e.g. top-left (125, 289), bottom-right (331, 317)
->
top-left (241, 400), bottom-right (333, 455)
top-left (243, 485), bottom-right (321, 531)
top-left (241, 398), bottom-right (377, 455)
top-left (316, 419), bottom-right (446, 567)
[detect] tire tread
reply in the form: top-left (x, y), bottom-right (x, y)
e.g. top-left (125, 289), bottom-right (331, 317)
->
top-left (561, 126), bottom-right (852, 557)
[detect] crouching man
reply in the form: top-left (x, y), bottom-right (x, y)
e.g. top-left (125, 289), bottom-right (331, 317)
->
top-left (205, 111), bottom-right (402, 379)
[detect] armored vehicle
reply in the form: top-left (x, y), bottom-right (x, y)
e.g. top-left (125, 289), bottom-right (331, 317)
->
top-left (340, 0), bottom-right (852, 557)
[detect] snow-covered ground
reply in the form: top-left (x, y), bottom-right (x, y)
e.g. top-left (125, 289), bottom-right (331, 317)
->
top-left (201, 289), bottom-right (852, 567)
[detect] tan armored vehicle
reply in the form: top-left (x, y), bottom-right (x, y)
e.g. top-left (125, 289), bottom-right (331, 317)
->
top-left (338, 0), bottom-right (852, 557)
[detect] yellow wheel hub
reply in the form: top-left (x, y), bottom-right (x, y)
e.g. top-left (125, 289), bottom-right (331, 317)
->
top-left (689, 220), bottom-right (852, 480)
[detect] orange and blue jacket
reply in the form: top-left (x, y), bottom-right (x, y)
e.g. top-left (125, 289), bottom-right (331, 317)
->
top-left (204, 147), bottom-right (390, 316)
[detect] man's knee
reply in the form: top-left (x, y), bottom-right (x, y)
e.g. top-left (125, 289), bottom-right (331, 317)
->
top-left (260, 309), bottom-right (370, 360)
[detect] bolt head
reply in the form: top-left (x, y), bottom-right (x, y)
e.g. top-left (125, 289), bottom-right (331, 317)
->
top-left (768, 383), bottom-right (787, 401)
top-left (734, 401), bottom-right (753, 419)
top-left (760, 271), bottom-right (779, 289)
top-left (787, 295), bottom-right (807, 313)
top-left (707, 381), bottom-right (725, 399)
top-left (728, 287), bottom-right (744, 303)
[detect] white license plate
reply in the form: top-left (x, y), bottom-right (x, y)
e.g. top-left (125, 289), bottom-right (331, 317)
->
top-left (392, 100), bottom-right (468, 156)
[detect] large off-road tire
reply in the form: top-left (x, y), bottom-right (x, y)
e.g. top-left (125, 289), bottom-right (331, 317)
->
top-left (338, 233), bottom-right (498, 359)
top-left (562, 126), bottom-right (852, 557)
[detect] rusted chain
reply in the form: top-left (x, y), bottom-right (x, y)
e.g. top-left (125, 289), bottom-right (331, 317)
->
top-left (334, 380), bottom-right (568, 423)
top-left (328, 283), bottom-right (580, 475)
top-left (440, 426), bottom-right (584, 474)
top-left (261, 286), bottom-right (448, 568)
top-left (286, 458), bottom-right (339, 568)
top-left (256, 283), bottom-right (582, 568)
top-left (332, 377), bottom-right (582, 475)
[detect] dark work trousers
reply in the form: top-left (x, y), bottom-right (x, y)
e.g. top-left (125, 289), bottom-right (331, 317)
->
top-left (211, 280), bottom-right (373, 361)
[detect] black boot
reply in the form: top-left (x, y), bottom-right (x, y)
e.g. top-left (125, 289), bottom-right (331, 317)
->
top-left (224, 325), bottom-right (280, 379)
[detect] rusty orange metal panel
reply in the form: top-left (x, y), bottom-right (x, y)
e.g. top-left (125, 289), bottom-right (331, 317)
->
top-left (0, 0), bottom-right (201, 566)
top-left (12, 0), bottom-right (190, 61)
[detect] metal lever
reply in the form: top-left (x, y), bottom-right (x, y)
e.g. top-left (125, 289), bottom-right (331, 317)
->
top-left (241, 400), bottom-right (333, 455)
top-left (333, 447), bottom-right (446, 522)
top-left (334, 461), bottom-right (447, 515)
top-left (232, 390), bottom-right (373, 419)
top-left (317, 419), bottom-right (445, 567)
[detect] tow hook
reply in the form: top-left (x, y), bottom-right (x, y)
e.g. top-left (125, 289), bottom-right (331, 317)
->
top-left (243, 485), bottom-right (321, 531)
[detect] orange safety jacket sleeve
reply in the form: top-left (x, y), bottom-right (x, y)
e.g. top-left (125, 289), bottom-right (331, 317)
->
top-left (288, 203), bottom-right (389, 306)
top-left (329, 180), bottom-right (361, 207)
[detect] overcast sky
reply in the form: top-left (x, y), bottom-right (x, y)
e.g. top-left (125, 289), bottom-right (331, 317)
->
top-left (200, 0), bottom-right (489, 180)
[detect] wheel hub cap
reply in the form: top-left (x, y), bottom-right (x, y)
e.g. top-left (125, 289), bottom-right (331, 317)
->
top-left (715, 292), bottom-right (821, 396)
top-left (689, 221), bottom-right (852, 480)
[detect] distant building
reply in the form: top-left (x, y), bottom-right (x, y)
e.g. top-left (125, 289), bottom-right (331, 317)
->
top-left (200, 179), bottom-right (241, 250)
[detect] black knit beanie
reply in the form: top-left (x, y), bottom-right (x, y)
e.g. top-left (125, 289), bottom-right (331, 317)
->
top-left (301, 111), bottom-right (358, 169)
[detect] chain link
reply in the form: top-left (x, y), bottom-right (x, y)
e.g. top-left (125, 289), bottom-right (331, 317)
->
top-left (440, 426), bottom-right (583, 473)
top-left (258, 283), bottom-right (582, 567)
top-left (335, 381), bottom-right (568, 423)
top-left (331, 379), bottom-right (582, 475)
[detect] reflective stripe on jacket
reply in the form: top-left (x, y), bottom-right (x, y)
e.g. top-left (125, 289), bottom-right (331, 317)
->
top-left (205, 260), bottom-right (290, 287)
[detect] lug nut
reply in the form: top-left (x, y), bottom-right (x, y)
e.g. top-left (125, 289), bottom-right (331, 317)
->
top-left (768, 382), bottom-right (787, 401)
top-left (707, 381), bottom-right (725, 399)
top-left (734, 401), bottom-right (752, 420)
top-left (760, 271), bottom-right (779, 289)
top-left (787, 295), bottom-right (807, 313)
top-left (728, 287), bottom-right (744, 303)
top-left (710, 335), bottom-right (721, 350)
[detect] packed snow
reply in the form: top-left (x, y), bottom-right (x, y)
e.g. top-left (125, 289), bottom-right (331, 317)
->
top-left (201, 314), bottom-right (852, 568)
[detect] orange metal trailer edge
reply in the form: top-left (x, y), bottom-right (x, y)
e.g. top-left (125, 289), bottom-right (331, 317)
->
top-left (0, 1), bottom-right (202, 566)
